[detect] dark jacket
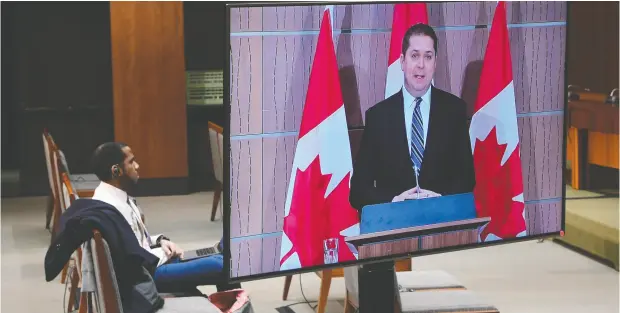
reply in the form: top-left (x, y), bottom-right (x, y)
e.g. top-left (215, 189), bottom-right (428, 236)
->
top-left (44, 198), bottom-right (163, 312)
top-left (350, 87), bottom-right (476, 211)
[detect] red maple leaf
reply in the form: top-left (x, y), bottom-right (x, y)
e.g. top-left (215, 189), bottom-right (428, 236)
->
top-left (281, 156), bottom-right (359, 267)
top-left (473, 127), bottom-right (526, 240)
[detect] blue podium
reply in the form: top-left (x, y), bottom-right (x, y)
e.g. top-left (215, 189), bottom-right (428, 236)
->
top-left (360, 192), bottom-right (478, 234)
top-left (345, 192), bottom-right (491, 313)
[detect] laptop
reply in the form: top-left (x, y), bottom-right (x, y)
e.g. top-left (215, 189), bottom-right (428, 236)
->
top-left (180, 242), bottom-right (222, 262)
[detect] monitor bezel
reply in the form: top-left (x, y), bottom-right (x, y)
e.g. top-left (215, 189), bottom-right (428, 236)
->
top-left (224, 0), bottom-right (569, 284)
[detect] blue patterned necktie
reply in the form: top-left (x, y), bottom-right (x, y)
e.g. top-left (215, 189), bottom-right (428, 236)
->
top-left (127, 197), bottom-right (152, 247)
top-left (410, 97), bottom-right (424, 171)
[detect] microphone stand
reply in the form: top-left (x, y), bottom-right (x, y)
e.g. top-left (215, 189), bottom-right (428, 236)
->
top-left (414, 165), bottom-right (421, 199)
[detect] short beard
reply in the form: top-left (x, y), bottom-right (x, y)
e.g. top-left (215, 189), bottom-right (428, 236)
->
top-left (119, 176), bottom-right (138, 196)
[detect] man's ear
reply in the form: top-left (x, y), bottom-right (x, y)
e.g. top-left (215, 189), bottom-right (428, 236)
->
top-left (400, 53), bottom-right (405, 70)
top-left (111, 165), bottom-right (123, 178)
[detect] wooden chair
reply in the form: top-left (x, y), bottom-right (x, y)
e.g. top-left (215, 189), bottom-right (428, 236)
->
top-left (51, 146), bottom-right (99, 284)
top-left (43, 130), bottom-right (63, 231)
top-left (282, 259), bottom-right (412, 313)
top-left (53, 159), bottom-right (80, 285)
top-left (89, 230), bottom-right (223, 313)
top-left (208, 122), bottom-right (224, 221)
top-left (60, 172), bottom-right (88, 313)
top-left (44, 130), bottom-right (99, 233)
top-left (43, 130), bottom-right (57, 230)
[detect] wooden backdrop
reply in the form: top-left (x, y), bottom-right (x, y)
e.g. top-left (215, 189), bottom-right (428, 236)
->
top-left (229, 2), bottom-right (567, 278)
top-left (110, 2), bottom-right (189, 195)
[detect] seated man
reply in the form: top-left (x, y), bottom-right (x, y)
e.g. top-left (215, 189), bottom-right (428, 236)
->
top-left (90, 142), bottom-right (240, 292)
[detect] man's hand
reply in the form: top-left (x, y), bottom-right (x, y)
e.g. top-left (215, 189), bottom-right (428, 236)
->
top-left (160, 239), bottom-right (184, 258)
top-left (392, 187), bottom-right (441, 202)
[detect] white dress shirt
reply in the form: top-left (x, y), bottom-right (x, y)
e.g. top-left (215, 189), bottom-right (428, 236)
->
top-left (403, 86), bottom-right (431, 151)
top-left (92, 181), bottom-right (168, 266)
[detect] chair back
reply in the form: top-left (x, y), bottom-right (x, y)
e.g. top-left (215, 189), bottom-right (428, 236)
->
top-left (50, 149), bottom-right (66, 211)
top-left (91, 230), bottom-right (123, 313)
top-left (61, 172), bottom-right (79, 211)
top-left (49, 148), bottom-right (65, 234)
top-left (44, 131), bottom-right (62, 199)
top-left (208, 122), bottom-right (224, 184)
top-left (43, 130), bottom-right (55, 196)
top-left (58, 151), bottom-right (78, 210)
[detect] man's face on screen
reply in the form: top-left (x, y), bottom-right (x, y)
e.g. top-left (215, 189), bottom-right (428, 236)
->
top-left (400, 34), bottom-right (436, 96)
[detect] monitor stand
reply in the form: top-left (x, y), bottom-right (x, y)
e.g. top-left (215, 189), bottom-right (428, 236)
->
top-left (358, 260), bottom-right (399, 313)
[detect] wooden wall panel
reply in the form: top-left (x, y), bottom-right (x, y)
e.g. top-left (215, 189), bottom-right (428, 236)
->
top-left (230, 235), bottom-right (283, 278)
top-left (231, 27), bottom-right (566, 134)
top-left (233, 2), bottom-right (568, 33)
top-left (233, 129), bottom-right (368, 235)
top-left (588, 132), bottom-right (619, 169)
top-left (230, 7), bottom-right (263, 33)
top-left (230, 36), bottom-right (263, 136)
top-left (331, 2), bottom-right (567, 30)
top-left (262, 136), bottom-right (297, 234)
top-left (262, 35), bottom-right (318, 134)
top-left (434, 29), bottom-right (488, 116)
top-left (333, 4), bottom-right (393, 30)
top-left (334, 33), bottom-right (390, 128)
top-left (230, 139), bottom-right (263, 237)
top-left (510, 27), bottom-right (566, 113)
top-left (230, 2), bottom-right (567, 277)
top-left (230, 237), bottom-right (263, 278)
top-left (524, 201), bottom-right (563, 236)
top-left (263, 6), bottom-right (324, 31)
top-left (262, 236), bottom-right (283, 274)
top-left (518, 115), bottom-right (564, 201)
top-left (110, 2), bottom-right (188, 180)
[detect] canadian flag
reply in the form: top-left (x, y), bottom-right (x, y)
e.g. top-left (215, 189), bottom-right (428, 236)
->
top-left (385, 3), bottom-right (429, 99)
top-left (469, 1), bottom-right (527, 242)
top-left (279, 7), bottom-right (360, 270)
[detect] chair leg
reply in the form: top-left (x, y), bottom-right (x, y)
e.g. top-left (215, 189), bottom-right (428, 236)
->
top-left (60, 261), bottom-right (69, 284)
top-left (343, 290), bottom-right (356, 313)
top-left (78, 293), bottom-right (88, 313)
top-left (211, 183), bottom-right (222, 221)
top-left (67, 266), bottom-right (79, 312)
top-left (45, 194), bottom-right (54, 230)
top-left (282, 275), bottom-right (293, 300)
top-left (51, 200), bottom-right (61, 243)
top-left (317, 270), bottom-right (333, 313)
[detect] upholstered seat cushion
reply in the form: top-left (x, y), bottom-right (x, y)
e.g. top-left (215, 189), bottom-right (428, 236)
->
top-left (159, 296), bottom-right (222, 313)
top-left (400, 290), bottom-right (499, 313)
top-left (398, 270), bottom-right (465, 291)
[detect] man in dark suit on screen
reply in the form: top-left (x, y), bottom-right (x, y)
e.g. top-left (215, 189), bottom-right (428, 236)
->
top-left (349, 23), bottom-right (476, 211)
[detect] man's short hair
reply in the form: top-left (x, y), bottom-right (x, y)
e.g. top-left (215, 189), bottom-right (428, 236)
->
top-left (402, 23), bottom-right (438, 56)
top-left (91, 142), bottom-right (128, 181)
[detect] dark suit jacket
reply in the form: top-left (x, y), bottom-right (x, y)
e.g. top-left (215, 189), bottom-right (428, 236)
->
top-left (44, 199), bottom-right (162, 312)
top-left (349, 86), bottom-right (476, 211)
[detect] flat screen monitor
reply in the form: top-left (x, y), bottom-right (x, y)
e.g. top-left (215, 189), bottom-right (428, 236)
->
top-left (225, 1), bottom-right (567, 282)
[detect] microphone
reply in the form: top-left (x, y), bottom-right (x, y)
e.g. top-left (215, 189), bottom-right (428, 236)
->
top-left (414, 165), bottom-right (421, 199)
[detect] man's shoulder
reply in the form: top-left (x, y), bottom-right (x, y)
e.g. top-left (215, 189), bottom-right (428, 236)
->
top-left (366, 91), bottom-right (401, 117)
top-left (432, 86), bottom-right (466, 105)
top-left (64, 199), bottom-right (120, 219)
top-left (432, 86), bottom-right (468, 114)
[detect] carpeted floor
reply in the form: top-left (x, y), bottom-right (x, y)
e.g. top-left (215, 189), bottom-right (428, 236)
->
top-left (2, 190), bottom-right (619, 313)
top-left (557, 186), bottom-right (619, 270)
